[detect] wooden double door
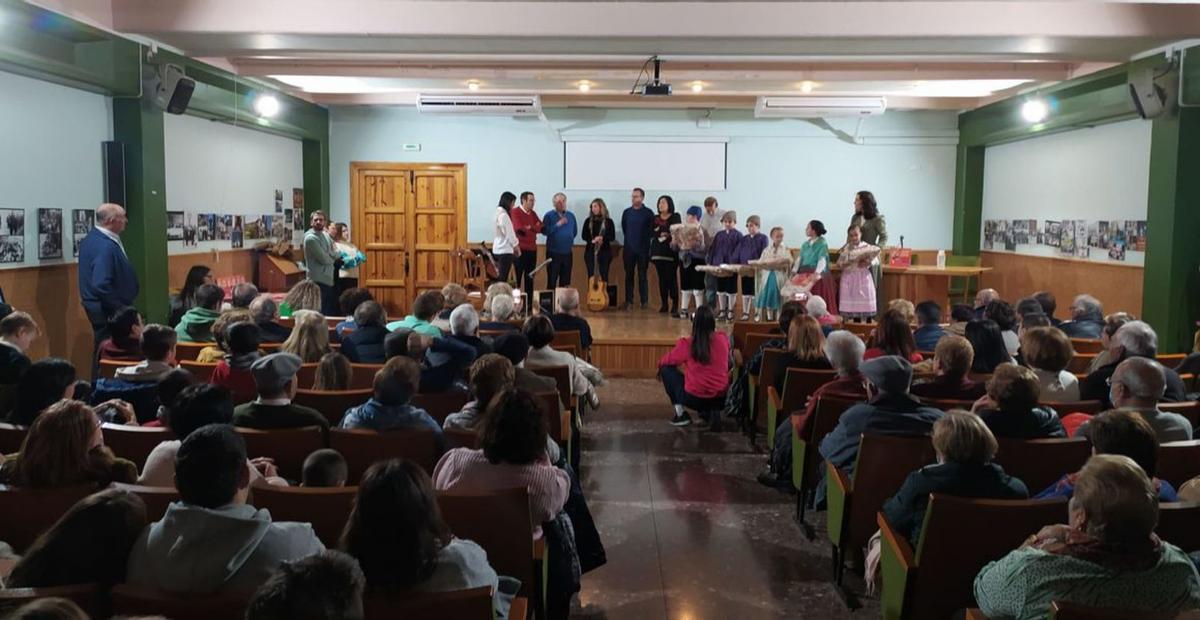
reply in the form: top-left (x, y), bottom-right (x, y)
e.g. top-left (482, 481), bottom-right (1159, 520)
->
top-left (350, 162), bottom-right (467, 317)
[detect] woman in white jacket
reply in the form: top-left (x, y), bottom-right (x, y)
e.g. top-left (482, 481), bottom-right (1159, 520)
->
top-left (492, 191), bottom-right (519, 284)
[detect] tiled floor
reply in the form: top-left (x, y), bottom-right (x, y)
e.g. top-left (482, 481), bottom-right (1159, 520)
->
top-left (572, 379), bottom-right (879, 619)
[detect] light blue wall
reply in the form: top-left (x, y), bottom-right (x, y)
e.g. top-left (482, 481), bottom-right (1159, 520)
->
top-left (329, 107), bottom-right (959, 248)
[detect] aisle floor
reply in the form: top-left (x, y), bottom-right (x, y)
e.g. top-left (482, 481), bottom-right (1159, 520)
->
top-left (572, 379), bottom-right (880, 619)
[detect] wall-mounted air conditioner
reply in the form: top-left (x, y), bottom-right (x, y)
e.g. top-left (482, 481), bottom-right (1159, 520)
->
top-left (754, 96), bottom-right (887, 118)
top-left (416, 95), bottom-right (541, 116)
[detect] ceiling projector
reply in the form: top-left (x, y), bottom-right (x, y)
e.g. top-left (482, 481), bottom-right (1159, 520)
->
top-left (636, 57), bottom-right (672, 96)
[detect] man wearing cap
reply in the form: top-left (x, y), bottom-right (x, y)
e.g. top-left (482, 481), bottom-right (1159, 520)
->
top-left (232, 352), bottom-right (330, 433)
top-left (818, 355), bottom-right (943, 485)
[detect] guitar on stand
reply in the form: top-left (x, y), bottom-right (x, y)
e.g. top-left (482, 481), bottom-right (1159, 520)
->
top-left (587, 244), bottom-right (609, 312)
top-left (477, 242), bottom-right (501, 282)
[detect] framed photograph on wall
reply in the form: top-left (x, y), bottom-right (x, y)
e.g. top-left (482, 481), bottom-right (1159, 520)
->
top-left (71, 209), bottom-right (94, 257)
top-left (167, 211), bottom-right (185, 241)
top-left (0, 209), bottom-right (25, 264)
top-left (293, 209), bottom-right (304, 231)
top-left (274, 189), bottom-right (283, 213)
top-left (292, 188), bottom-right (304, 210)
top-left (37, 208), bottom-right (63, 260)
top-left (217, 214), bottom-right (231, 241)
top-left (231, 216), bottom-right (244, 248)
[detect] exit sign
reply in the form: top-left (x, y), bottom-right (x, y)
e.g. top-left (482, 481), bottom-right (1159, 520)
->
top-left (402, 143), bottom-right (421, 152)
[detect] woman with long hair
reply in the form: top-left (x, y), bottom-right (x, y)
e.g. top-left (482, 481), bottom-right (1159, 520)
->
top-left (966, 319), bottom-right (1014, 374)
top-left (850, 191), bottom-right (887, 310)
top-left (581, 198), bottom-right (615, 283)
top-left (492, 191), bottom-right (519, 284)
top-left (331, 222), bottom-right (364, 296)
top-left (283, 280), bottom-right (323, 314)
top-left (866, 308), bottom-right (922, 363)
top-left (6, 488), bottom-right (148, 588)
top-left (649, 195), bottom-right (681, 315)
top-left (772, 315), bottom-right (832, 394)
top-left (0, 400), bottom-right (137, 488)
top-left (282, 310), bottom-right (331, 363)
top-left (169, 265), bottom-right (213, 327)
top-left (658, 305), bottom-right (731, 429)
top-left (314, 351), bottom-right (352, 391)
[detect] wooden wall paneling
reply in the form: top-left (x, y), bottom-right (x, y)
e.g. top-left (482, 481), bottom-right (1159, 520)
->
top-left (980, 251), bottom-right (1143, 317)
top-left (411, 168), bottom-right (466, 293)
top-left (590, 341), bottom-right (675, 378)
top-left (354, 166), bottom-right (411, 318)
top-left (0, 263), bottom-right (94, 374)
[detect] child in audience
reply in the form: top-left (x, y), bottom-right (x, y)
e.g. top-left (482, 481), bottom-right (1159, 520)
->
top-left (196, 308), bottom-right (254, 363)
top-left (301, 449), bottom-right (348, 487)
top-left (836, 224), bottom-right (880, 323)
top-left (98, 306), bottom-right (143, 361)
top-left (313, 351), bottom-right (351, 391)
top-left (946, 303), bottom-right (974, 337)
top-left (339, 357), bottom-right (442, 443)
top-left (245, 550), bottom-right (364, 620)
top-left (0, 399), bottom-right (138, 488)
top-left (0, 311), bottom-right (39, 384)
top-left (283, 280), bottom-right (323, 314)
top-left (148, 367), bottom-right (194, 427)
top-left (175, 283), bottom-right (225, 343)
top-left (210, 321), bottom-right (263, 404)
top-left (734, 215), bottom-right (769, 321)
top-left (282, 310), bottom-right (331, 363)
top-left (752, 226), bottom-right (790, 323)
top-left (95, 324), bottom-right (178, 424)
top-left (706, 211), bottom-right (743, 322)
top-left (9, 358), bottom-right (77, 427)
top-left (674, 205), bottom-right (708, 319)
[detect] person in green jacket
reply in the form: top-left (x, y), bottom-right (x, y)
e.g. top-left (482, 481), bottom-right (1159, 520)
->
top-left (849, 191), bottom-right (888, 313)
top-left (303, 210), bottom-right (340, 316)
top-left (175, 283), bottom-right (224, 343)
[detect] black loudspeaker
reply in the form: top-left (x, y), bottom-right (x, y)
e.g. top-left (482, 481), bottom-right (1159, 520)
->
top-left (102, 141), bottom-right (126, 208)
top-left (154, 64), bottom-right (195, 115)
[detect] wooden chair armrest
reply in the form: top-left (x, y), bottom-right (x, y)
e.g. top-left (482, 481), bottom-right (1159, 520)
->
top-left (964, 609), bottom-right (990, 620)
top-left (533, 537), bottom-right (545, 561)
top-left (559, 409), bottom-right (572, 442)
top-left (768, 386), bottom-right (782, 412)
top-left (509, 597), bottom-right (529, 620)
top-left (877, 512), bottom-right (917, 571)
top-left (825, 460), bottom-right (854, 545)
top-left (733, 350), bottom-right (744, 368)
top-left (878, 511), bottom-right (918, 620)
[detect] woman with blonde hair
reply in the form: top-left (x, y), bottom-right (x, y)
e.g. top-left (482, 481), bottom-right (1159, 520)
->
top-left (771, 314), bottom-right (832, 394)
top-left (0, 400), bottom-right (137, 488)
top-left (581, 198), bottom-right (616, 284)
top-left (282, 309), bottom-right (330, 363)
top-left (283, 280), bottom-right (323, 314)
top-left (196, 308), bottom-right (254, 363)
top-left (314, 351), bottom-right (352, 391)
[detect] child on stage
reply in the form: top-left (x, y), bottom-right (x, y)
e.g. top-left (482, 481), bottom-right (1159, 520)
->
top-left (673, 206), bottom-right (708, 319)
top-left (794, 219), bottom-right (838, 317)
top-left (837, 224), bottom-right (880, 322)
top-left (706, 211), bottom-right (743, 322)
top-left (734, 215), bottom-right (769, 321)
top-left (750, 226), bottom-right (791, 323)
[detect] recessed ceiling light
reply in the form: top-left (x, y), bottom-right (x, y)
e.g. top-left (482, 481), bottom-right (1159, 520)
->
top-left (800, 81), bottom-right (815, 93)
top-left (269, 75), bottom-right (391, 94)
top-left (691, 82), bottom-right (704, 93)
top-left (253, 94), bottom-right (280, 118)
top-left (467, 81), bottom-right (480, 91)
top-left (578, 82), bottom-right (591, 93)
top-left (1022, 99), bottom-right (1049, 123)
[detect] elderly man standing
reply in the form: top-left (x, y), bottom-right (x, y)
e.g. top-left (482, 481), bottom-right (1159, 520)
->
top-left (1080, 320), bottom-right (1188, 407)
top-left (542, 193), bottom-right (578, 288)
top-left (1076, 357), bottom-right (1192, 443)
top-left (78, 203), bottom-right (138, 379)
top-left (1059, 294), bottom-right (1105, 339)
top-left (303, 210), bottom-right (340, 316)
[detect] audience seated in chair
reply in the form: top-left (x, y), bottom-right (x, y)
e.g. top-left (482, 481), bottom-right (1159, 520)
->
top-left (196, 308), bottom-right (254, 363)
top-left (233, 352), bottom-right (330, 433)
top-left (1086, 312), bottom-right (1137, 375)
top-left (8, 358), bottom-right (78, 426)
top-left (444, 354), bottom-right (514, 433)
top-left (313, 351), bottom-right (351, 391)
top-left (479, 293), bottom-right (519, 333)
top-left (970, 364), bottom-right (1066, 439)
top-left (1020, 326), bottom-right (1080, 402)
top-left (550, 288), bottom-right (593, 350)
top-left (445, 304), bottom-right (492, 360)
top-left (98, 306), bottom-right (144, 361)
top-left (333, 288), bottom-right (374, 341)
top-left (973, 288), bottom-right (1000, 320)
top-left (385, 329), bottom-right (474, 395)
top-left (772, 315), bottom-right (833, 395)
top-left (175, 283), bottom-right (224, 343)
top-left (481, 282), bottom-right (514, 320)
top-left (1033, 291), bottom-right (1062, 327)
top-left (245, 549), bottom-right (364, 620)
top-left (338, 356), bottom-right (442, 441)
top-left (344, 459), bottom-right (510, 616)
top-left (975, 454), bottom-right (1200, 619)
top-left (301, 448), bottom-right (347, 488)
top-left (806, 295), bottom-right (838, 332)
top-left (1080, 320), bottom-right (1187, 408)
top-left (5, 488), bottom-right (147, 588)
top-left (659, 306), bottom-right (729, 429)
top-left (525, 315), bottom-right (599, 410)
top-left (148, 367), bottom-right (195, 427)
top-left (434, 283), bottom-right (469, 333)
top-left (211, 322), bottom-right (263, 404)
top-left (127, 424), bottom-right (324, 594)
top-left (282, 310), bottom-right (331, 364)
top-left (0, 399), bottom-right (137, 488)
top-left (491, 333), bottom-right (558, 397)
top-left (1037, 409), bottom-right (1178, 501)
top-left (230, 282), bottom-right (259, 310)
top-left (911, 335), bottom-right (987, 401)
top-left (1059, 294), bottom-right (1106, 339)
top-left (725, 300), bottom-right (806, 422)
top-left (251, 296), bottom-right (292, 344)
top-left (284, 280), bottom-right (323, 314)
top-left (1015, 296), bottom-right (1045, 324)
top-left (760, 330), bottom-right (867, 488)
top-left (966, 319), bottom-right (1013, 374)
top-left (0, 311), bottom-right (38, 385)
top-left (169, 265), bottom-right (213, 328)
top-left (945, 303), bottom-right (974, 338)
top-left (94, 324), bottom-right (178, 424)
top-left (865, 309), bottom-right (923, 364)
top-left (1074, 357), bottom-right (1192, 443)
top-left (912, 300), bottom-right (946, 352)
top-left (864, 410), bottom-right (1028, 584)
top-left (385, 290), bottom-right (444, 338)
top-left (340, 301), bottom-right (388, 364)
top-left (984, 299), bottom-right (1020, 358)
top-left (887, 298), bottom-right (916, 326)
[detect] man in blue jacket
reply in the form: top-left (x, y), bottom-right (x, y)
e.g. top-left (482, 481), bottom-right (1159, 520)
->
top-left (542, 192), bottom-right (578, 288)
top-left (620, 187), bottom-right (653, 310)
top-left (78, 203), bottom-right (139, 379)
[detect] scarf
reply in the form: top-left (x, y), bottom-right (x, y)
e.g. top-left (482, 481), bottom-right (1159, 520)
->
top-left (1031, 525), bottom-right (1163, 572)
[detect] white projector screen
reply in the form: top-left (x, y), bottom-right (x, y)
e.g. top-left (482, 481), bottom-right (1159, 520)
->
top-left (564, 140), bottom-right (727, 190)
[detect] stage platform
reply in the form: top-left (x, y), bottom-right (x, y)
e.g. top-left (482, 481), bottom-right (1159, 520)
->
top-left (586, 308), bottom-right (734, 378)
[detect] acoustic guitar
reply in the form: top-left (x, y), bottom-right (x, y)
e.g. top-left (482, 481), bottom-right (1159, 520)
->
top-left (587, 244), bottom-right (609, 312)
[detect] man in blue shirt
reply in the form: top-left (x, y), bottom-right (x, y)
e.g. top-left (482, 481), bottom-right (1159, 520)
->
top-left (620, 187), bottom-right (653, 310)
top-left (913, 300), bottom-right (947, 351)
top-left (78, 203), bottom-right (139, 379)
top-left (542, 192), bottom-right (578, 288)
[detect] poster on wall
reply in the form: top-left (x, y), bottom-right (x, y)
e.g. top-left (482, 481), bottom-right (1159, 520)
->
top-left (216, 215), bottom-right (231, 241)
top-left (270, 215), bottom-right (289, 241)
top-left (274, 189), bottom-right (283, 214)
top-left (0, 209), bottom-right (25, 264)
top-left (1074, 221), bottom-right (1089, 258)
top-left (197, 214), bottom-right (216, 242)
top-left (37, 208), bottom-right (62, 260)
top-left (244, 215), bottom-right (264, 240)
top-left (292, 188), bottom-right (304, 210)
top-left (71, 209), bottom-right (94, 258)
top-left (293, 209), bottom-right (304, 231)
top-left (231, 216), bottom-right (244, 248)
top-left (167, 211), bottom-right (185, 241)
top-left (284, 209), bottom-right (293, 227)
top-left (1058, 219), bottom-right (1076, 255)
top-left (1128, 221), bottom-right (1147, 251)
top-left (1043, 221), bottom-right (1061, 247)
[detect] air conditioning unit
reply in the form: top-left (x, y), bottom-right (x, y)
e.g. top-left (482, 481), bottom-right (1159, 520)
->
top-left (754, 96), bottom-right (887, 118)
top-left (416, 95), bottom-right (541, 116)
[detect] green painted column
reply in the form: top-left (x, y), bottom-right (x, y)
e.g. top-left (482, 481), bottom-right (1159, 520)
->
top-left (951, 144), bottom-right (985, 257)
top-left (1142, 104), bottom-right (1200, 353)
top-left (113, 96), bottom-right (170, 324)
top-left (303, 137), bottom-right (330, 219)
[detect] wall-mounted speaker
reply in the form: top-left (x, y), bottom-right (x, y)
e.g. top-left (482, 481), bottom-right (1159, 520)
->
top-left (1129, 66), bottom-right (1167, 119)
top-left (102, 141), bottom-right (126, 209)
top-left (153, 64), bottom-right (196, 115)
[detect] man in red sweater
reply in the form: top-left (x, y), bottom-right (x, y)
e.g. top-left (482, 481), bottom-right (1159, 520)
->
top-left (511, 191), bottom-right (543, 295)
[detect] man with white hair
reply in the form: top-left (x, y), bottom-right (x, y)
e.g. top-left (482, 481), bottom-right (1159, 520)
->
top-left (759, 330), bottom-right (868, 488)
top-left (78, 203), bottom-right (138, 379)
top-left (1080, 320), bottom-right (1188, 407)
top-left (1076, 357), bottom-right (1192, 442)
top-left (1060, 294), bottom-right (1105, 339)
top-left (542, 193), bottom-right (578, 288)
top-left (230, 282), bottom-right (260, 309)
top-left (250, 296), bottom-right (291, 343)
top-left (973, 288), bottom-right (999, 320)
top-left (550, 288), bottom-right (593, 349)
top-left (444, 303), bottom-right (491, 360)
top-left (478, 294), bottom-right (519, 333)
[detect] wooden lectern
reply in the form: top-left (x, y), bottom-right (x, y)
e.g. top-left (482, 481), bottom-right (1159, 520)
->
top-left (258, 252), bottom-right (303, 292)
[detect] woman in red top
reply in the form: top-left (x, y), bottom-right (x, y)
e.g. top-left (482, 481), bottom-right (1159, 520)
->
top-left (209, 322), bottom-right (261, 405)
top-left (659, 306), bottom-right (730, 429)
top-left (863, 308), bottom-right (924, 363)
top-left (510, 191), bottom-right (543, 294)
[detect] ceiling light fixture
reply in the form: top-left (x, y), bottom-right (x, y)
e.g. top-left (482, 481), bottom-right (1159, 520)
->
top-left (1021, 99), bottom-right (1048, 123)
top-left (467, 81), bottom-right (480, 91)
top-left (691, 82), bottom-right (704, 93)
top-left (800, 81), bottom-right (814, 93)
top-left (253, 94), bottom-right (280, 118)
top-left (578, 81), bottom-right (591, 93)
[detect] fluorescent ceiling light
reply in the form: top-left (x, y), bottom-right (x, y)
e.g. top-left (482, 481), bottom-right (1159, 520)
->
top-left (269, 75), bottom-right (397, 94)
top-left (889, 79), bottom-right (1030, 97)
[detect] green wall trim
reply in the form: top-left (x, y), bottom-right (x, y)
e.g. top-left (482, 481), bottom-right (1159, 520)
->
top-left (951, 145), bottom-right (984, 257)
top-left (303, 138), bottom-right (331, 220)
top-left (113, 97), bottom-right (170, 324)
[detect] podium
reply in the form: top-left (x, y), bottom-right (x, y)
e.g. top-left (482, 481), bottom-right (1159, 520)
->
top-left (258, 252), bottom-right (303, 292)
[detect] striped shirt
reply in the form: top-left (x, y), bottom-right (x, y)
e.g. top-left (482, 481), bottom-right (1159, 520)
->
top-left (432, 448), bottom-right (569, 538)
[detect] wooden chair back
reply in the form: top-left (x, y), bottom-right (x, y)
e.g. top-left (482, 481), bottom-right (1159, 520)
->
top-left (437, 487), bottom-right (536, 601)
top-left (1159, 401), bottom-right (1200, 429)
top-left (887, 495), bottom-right (1068, 620)
top-left (259, 341), bottom-right (283, 353)
top-left (235, 426), bottom-right (325, 481)
top-left (797, 395), bottom-right (861, 490)
top-left (921, 398), bottom-right (976, 412)
top-left (178, 359), bottom-right (219, 383)
top-left (1157, 440), bottom-right (1200, 489)
top-left (754, 348), bottom-right (787, 427)
top-left (529, 365), bottom-right (572, 413)
top-left (843, 322), bottom-right (878, 339)
top-left (250, 485), bottom-right (357, 548)
top-left (993, 437), bottom-right (1091, 493)
top-left (830, 434), bottom-right (935, 555)
top-left (102, 424), bottom-right (175, 471)
top-left (1157, 353), bottom-right (1187, 367)
top-left (363, 586), bottom-right (494, 620)
top-left (330, 428), bottom-right (442, 482)
top-left (294, 363), bottom-right (320, 389)
top-left (111, 483), bottom-right (179, 522)
top-left (110, 584), bottom-right (250, 620)
top-left (173, 341), bottom-right (209, 362)
top-left (552, 329), bottom-right (584, 358)
top-left (534, 390), bottom-right (568, 444)
top-left (0, 422), bottom-right (27, 454)
top-left (294, 389), bottom-right (373, 426)
top-left (743, 332), bottom-right (780, 367)
top-left (1156, 502), bottom-right (1200, 553)
top-left (1069, 338), bottom-right (1104, 354)
top-left (350, 363), bottom-right (384, 390)
top-left (1050, 600), bottom-right (1183, 619)
top-left (1066, 353), bottom-right (1098, 374)
top-left (412, 391), bottom-right (471, 426)
top-left (0, 485), bottom-right (96, 553)
top-left (732, 322), bottom-right (779, 359)
top-left (780, 368), bottom-right (838, 416)
top-left (0, 584), bottom-right (104, 618)
top-left (1046, 400), bottom-right (1106, 416)
top-left (99, 358), bottom-right (139, 378)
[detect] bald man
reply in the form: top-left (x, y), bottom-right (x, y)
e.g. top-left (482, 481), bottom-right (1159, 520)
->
top-left (974, 288), bottom-right (999, 320)
top-left (1076, 357), bottom-right (1193, 443)
top-left (78, 203), bottom-right (139, 379)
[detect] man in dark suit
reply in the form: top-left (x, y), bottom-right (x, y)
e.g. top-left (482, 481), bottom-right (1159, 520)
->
top-left (78, 203), bottom-right (139, 379)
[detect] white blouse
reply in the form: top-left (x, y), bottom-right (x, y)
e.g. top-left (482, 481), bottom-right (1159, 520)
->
top-left (493, 207), bottom-right (519, 255)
